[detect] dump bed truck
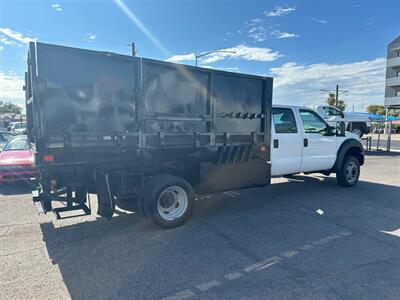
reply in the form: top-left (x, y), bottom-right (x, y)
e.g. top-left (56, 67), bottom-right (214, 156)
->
top-left (26, 42), bottom-right (272, 228)
top-left (26, 42), bottom-right (364, 229)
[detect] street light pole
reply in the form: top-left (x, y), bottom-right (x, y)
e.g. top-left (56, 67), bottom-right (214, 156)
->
top-left (195, 50), bottom-right (236, 67)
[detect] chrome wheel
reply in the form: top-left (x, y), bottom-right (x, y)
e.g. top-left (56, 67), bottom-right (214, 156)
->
top-left (345, 161), bottom-right (359, 184)
top-left (157, 186), bottom-right (188, 221)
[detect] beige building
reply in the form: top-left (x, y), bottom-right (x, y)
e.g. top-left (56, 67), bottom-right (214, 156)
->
top-left (385, 35), bottom-right (400, 108)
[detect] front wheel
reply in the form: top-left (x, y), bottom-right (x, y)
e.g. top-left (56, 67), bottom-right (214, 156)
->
top-left (144, 174), bottom-right (195, 229)
top-left (336, 156), bottom-right (360, 187)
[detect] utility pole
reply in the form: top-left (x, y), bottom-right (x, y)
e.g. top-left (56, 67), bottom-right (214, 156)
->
top-left (320, 85), bottom-right (348, 109)
top-left (335, 84), bottom-right (339, 108)
top-left (131, 42), bottom-right (136, 57)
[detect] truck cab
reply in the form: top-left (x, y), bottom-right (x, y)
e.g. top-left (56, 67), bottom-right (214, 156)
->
top-left (271, 105), bottom-right (364, 186)
top-left (314, 105), bottom-right (371, 137)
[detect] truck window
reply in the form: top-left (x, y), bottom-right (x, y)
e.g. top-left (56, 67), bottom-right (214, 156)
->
top-left (322, 106), bottom-right (330, 115)
top-left (299, 109), bottom-right (327, 133)
top-left (272, 108), bottom-right (297, 133)
top-left (323, 106), bottom-right (341, 116)
top-left (329, 107), bottom-right (342, 116)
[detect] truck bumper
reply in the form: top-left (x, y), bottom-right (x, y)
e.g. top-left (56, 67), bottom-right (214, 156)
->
top-left (0, 171), bottom-right (37, 183)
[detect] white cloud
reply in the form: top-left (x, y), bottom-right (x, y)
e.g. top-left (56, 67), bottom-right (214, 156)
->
top-left (366, 16), bottom-right (376, 26)
top-left (264, 5), bottom-right (295, 17)
top-left (311, 18), bottom-right (328, 24)
top-left (86, 34), bottom-right (97, 42)
top-left (0, 46), bottom-right (4, 51)
top-left (0, 72), bottom-right (25, 107)
top-left (248, 26), bottom-right (268, 42)
top-left (166, 53), bottom-right (196, 63)
top-left (52, 3), bottom-right (62, 12)
top-left (269, 57), bottom-right (386, 111)
top-left (166, 45), bottom-right (281, 64)
top-left (271, 30), bottom-right (299, 39)
top-left (0, 28), bottom-right (37, 46)
top-left (200, 65), bottom-right (240, 72)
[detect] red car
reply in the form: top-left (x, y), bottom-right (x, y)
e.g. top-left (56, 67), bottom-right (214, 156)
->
top-left (0, 136), bottom-right (37, 183)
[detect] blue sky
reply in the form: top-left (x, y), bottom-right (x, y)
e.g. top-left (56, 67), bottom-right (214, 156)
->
top-left (0, 0), bottom-right (399, 111)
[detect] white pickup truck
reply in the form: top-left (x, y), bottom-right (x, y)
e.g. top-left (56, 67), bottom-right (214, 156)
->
top-left (271, 105), bottom-right (364, 187)
top-left (314, 105), bottom-right (371, 137)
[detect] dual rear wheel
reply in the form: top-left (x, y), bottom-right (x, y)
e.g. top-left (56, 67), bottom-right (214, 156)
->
top-left (125, 174), bottom-right (195, 229)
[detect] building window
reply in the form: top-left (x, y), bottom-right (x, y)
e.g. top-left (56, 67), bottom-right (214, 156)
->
top-left (396, 90), bottom-right (400, 97)
top-left (397, 70), bottom-right (400, 77)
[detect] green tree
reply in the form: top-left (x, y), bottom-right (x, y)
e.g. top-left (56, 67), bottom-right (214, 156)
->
top-left (366, 104), bottom-right (385, 115)
top-left (366, 104), bottom-right (400, 116)
top-left (327, 93), bottom-right (335, 106)
top-left (0, 101), bottom-right (22, 114)
top-left (337, 100), bottom-right (346, 112)
top-left (327, 93), bottom-right (346, 111)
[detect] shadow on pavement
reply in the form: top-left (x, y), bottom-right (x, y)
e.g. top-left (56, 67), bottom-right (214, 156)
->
top-left (39, 175), bottom-right (400, 299)
top-left (0, 181), bottom-right (35, 196)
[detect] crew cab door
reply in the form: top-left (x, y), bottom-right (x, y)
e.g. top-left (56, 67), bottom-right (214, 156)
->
top-left (299, 109), bottom-right (337, 172)
top-left (271, 107), bottom-right (302, 176)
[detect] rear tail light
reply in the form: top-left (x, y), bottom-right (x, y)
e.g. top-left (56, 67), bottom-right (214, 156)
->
top-left (43, 154), bottom-right (55, 162)
top-left (259, 144), bottom-right (267, 153)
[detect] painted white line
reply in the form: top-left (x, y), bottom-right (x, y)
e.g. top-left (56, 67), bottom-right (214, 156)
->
top-left (243, 256), bottom-right (281, 273)
top-left (195, 280), bottom-right (221, 292)
top-left (339, 231), bottom-right (352, 236)
top-left (162, 289), bottom-right (194, 300)
top-left (280, 250), bottom-right (299, 258)
top-left (325, 234), bottom-right (341, 241)
top-left (299, 244), bottom-right (314, 251)
top-left (313, 238), bottom-right (330, 246)
top-left (255, 260), bottom-right (280, 271)
top-left (224, 271), bottom-right (243, 280)
top-left (228, 191), bottom-right (241, 195)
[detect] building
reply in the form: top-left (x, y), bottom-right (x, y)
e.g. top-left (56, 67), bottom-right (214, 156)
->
top-left (385, 35), bottom-right (400, 108)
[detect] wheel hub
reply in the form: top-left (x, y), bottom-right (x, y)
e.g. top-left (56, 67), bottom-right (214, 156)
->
top-left (157, 186), bottom-right (188, 221)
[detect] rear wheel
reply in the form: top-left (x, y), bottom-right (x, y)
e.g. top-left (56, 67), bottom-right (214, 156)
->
top-left (336, 156), bottom-right (360, 187)
top-left (144, 174), bottom-right (195, 229)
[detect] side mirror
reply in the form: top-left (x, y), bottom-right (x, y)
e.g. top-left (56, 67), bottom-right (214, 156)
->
top-left (326, 125), bottom-right (336, 136)
top-left (336, 121), bottom-right (346, 136)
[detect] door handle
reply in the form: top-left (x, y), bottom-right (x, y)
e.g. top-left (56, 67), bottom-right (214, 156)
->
top-left (303, 138), bottom-right (308, 147)
top-left (273, 139), bottom-right (279, 149)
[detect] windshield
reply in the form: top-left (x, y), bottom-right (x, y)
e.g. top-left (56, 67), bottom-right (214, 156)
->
top-left (3, 138), bottom-right (29, 151)
top-left (13, 123), bottom-right (26, 129)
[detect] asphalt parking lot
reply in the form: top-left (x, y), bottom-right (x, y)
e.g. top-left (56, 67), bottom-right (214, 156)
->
top-left (1, 153), bottom-right (399, 300)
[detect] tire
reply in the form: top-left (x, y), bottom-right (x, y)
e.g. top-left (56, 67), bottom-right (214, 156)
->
top-left (350, 122), bottom-right (366, 138)
top-left (351, 127), bottom-right (362, 137)
top-left (143, 174), bottom-right (195, 229)
top-left (336, 156), bottom-right (360, 187)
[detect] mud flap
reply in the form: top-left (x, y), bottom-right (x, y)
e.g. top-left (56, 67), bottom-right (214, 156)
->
top-left (94, 169), bottom-right (115, 219)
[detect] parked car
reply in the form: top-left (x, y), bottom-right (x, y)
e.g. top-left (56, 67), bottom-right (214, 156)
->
top-left (0, 131), bottom-right (16, 149)
top-left (0, 135), bottom-right (36, 183)
top-left (8, 121), bottom-right (27, 135)
top-left (314, 105), bottom-right (371, 137)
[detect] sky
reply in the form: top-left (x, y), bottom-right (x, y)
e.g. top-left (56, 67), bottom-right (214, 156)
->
top-left (0, 0), bottom-right (399, 112)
